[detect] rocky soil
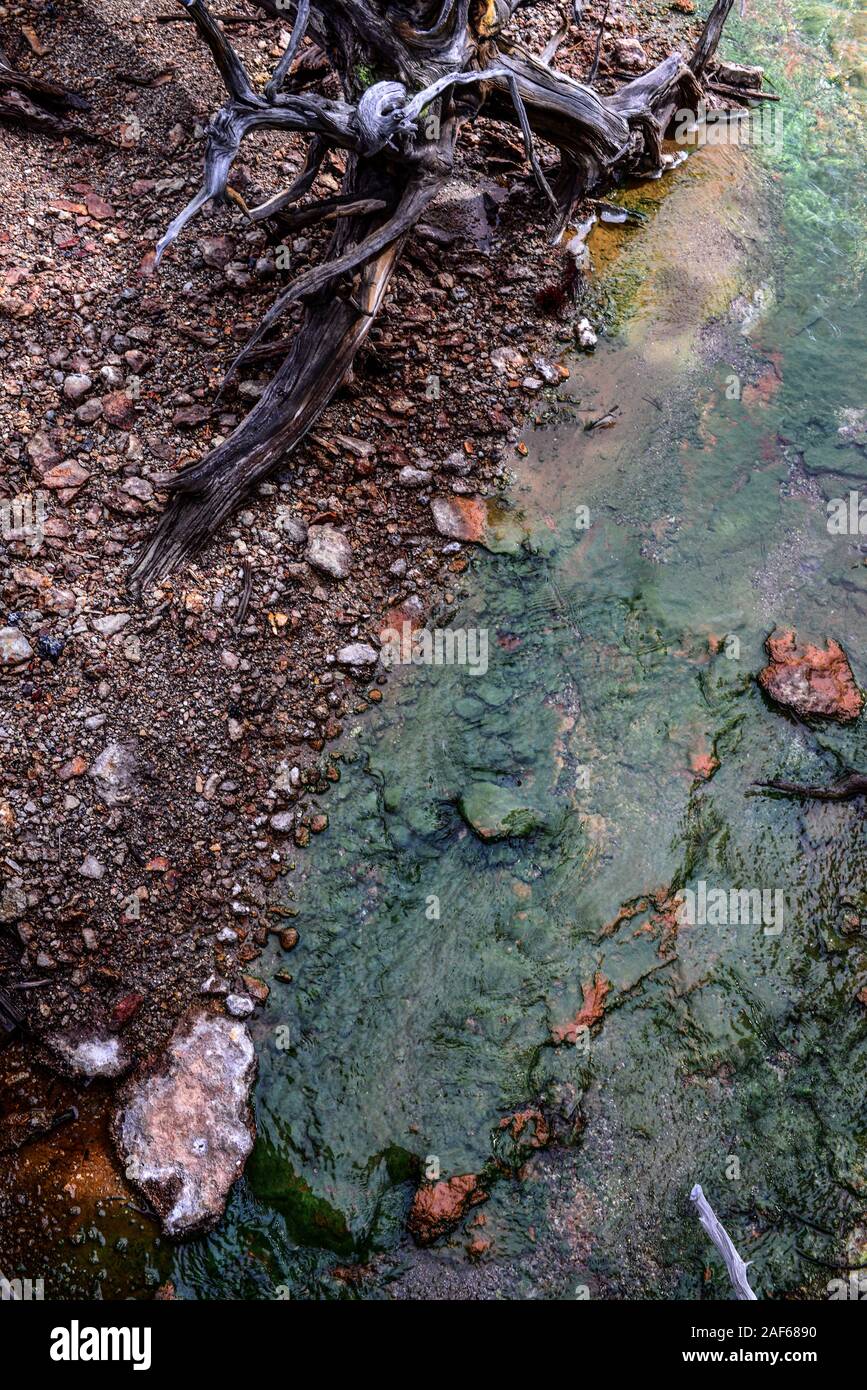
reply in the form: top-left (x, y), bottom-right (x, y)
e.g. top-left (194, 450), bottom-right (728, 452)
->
top-left (0, 0), bottom-right (704, 1073)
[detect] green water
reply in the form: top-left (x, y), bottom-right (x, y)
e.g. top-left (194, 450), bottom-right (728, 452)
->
top-left (166, 0), bottom-right (867, 1299)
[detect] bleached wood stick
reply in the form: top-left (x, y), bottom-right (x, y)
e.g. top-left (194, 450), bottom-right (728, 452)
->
top-left (690, 1183), bottom-right (758, 1300)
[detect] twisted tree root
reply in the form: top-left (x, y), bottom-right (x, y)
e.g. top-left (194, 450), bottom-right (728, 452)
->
top-left (131, 0), bottom-right (743, 589)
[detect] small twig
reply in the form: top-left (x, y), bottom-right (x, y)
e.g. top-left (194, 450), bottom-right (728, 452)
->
top-left (234, 562), bottom-right (254, 629)
top-left (753, 772), bottom-right (867, 802)
top-left (265, 0), bottom-right (310, 101)
top-left (507, 76), bottom-right (559, 213)
top-left (587, 1), bottom-right (611, 85)
top-left (708, 80), bottom-right (779, 101)
top-left (796, 1249), bottom-right (867, 1272)
top-left (690, 1184), bottom-right (758, 1300)
top-left (540, 18), bottom-right (569, 66)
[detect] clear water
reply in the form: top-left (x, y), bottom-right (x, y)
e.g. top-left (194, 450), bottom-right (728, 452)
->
top-left (165, 0), bottom-right (867, 1301)
top-left (31, 0), bottom-right (865, 1301)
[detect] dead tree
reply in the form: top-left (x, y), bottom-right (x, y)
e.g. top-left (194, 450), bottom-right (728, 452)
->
top-left (131, 0), bottom-right (743, 588)
top-left (0, 45), bottom-right (94, 139)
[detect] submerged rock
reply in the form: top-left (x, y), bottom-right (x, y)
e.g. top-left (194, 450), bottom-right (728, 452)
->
top-left (758, 628), bottom-right (863, 723)
top-left (459, 781), bottom-right (547, 841)
top-left (113, 1008), bottom-right (256, 1237)
top-left (430, 495), bottom-right (525, 555)
top-left (407, 1173), bottom-right (488, 1246)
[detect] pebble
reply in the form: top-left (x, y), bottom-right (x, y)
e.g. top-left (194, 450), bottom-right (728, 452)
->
top-left (336, 642), bottom-right (378, 668)
top-left (0, 627), bottom-right (33, 668)
top-left (225, 994), bottom-right (254, 1019)
top-left (63, 373), bottom-right (92, 404)
top-left (306, 524), bottom-right (352, 579)
top-left (399, 466), bottom-right (433, 488)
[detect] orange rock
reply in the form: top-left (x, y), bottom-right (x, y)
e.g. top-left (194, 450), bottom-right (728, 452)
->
top-left (551, 972), bottom-right (611, 1045)
top-left (430, 495), bottom-right (488, 543)
top-left (498, 1106), bottom-right (550, 1148)
top-left (466, 1236), bottom-right (491, 1259)
top-left (690, 750), bottom-right (720, 780)
top-left (407, 1173), bottom-right (488, 1246)
top-left (758, 628), bottom-right (863, 723)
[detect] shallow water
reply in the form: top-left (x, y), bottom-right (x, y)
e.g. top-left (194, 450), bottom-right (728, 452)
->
top-left (18, 0), bottom-right (864, 1301)
top-left (163, 0), bottom-right (867, 1301)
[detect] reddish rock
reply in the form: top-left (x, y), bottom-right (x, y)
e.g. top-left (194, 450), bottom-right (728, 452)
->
top-left (758, 628), bottom-right (862, 723)
top-left (198, 235), bottom-right (235, 268)
top-left (466, 1236), bottom-right (491, 1259)
top-left (40, 461), bottom-right (90, 493)
top-left (430, 495), bottom-right (525, 554)
top-left (407, 1173), bottom-right (488, 1246)
top-left (172, 404), bottom-right (211, 429)
top-left (110, 992), bottom-right (144, 1031)
top-left (58, 755), bottom-right (88, 781)
top-left (689, 750), bottom-right (719, 781)
top-left (498, 1107), bottom-right (550, 1149)
top-left (241, 974), bottom-right (269, 1003)
top-left (85, 193), bottom-right (115, 220)
top-left (27, 429), bottom-right (62, 473)
top-left (551, 972), bottom-right (611, 1045)
top-left (430, 495), bottom-right (488, 543)
top-left (101, 390), bottom-right (136, 427)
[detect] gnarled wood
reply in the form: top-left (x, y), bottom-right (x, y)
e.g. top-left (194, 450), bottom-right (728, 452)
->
top-left (0, 45), bottom-right (96, 140)
top-left (754, 772), bottom-right (867, 802)
top-left (131, 0), bottom-right (751, 588)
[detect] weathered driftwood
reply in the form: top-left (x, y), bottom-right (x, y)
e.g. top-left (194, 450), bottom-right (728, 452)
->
top-left (754, 772), bottom-right (867, 802)
top-left (0, 984), bottom-right (23, 1043)
top-left (0, 45), bottom-right (96, 140)
top-left (131, 0), bottom-right (742, 588)
top-left (690, 1183), bottom-right (758, 1300)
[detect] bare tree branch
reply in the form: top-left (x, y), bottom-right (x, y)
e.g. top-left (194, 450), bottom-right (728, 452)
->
top-left (132, 0), bottom-right (751, 585)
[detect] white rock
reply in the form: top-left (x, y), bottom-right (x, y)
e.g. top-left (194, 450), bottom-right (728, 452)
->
top-left (225, 994), bottom-right (254, 1019)
top-left (306, 524), bottom-right (352, 579)
top-left (336, 642), bottom-right (379, 668)
top-left (50, 1031), bottom-right (130, 1077)
top-left (113, 1009), bottom-right (255, 1236)
top-left (0, 627), bottom-right (33, 668)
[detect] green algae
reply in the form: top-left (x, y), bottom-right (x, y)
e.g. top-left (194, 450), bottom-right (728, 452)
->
top-left (163, 0), bottom-right (867, 1301)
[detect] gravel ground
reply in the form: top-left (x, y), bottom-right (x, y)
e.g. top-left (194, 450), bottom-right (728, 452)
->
top-left (0, 0), bottom-right (701, 1067)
